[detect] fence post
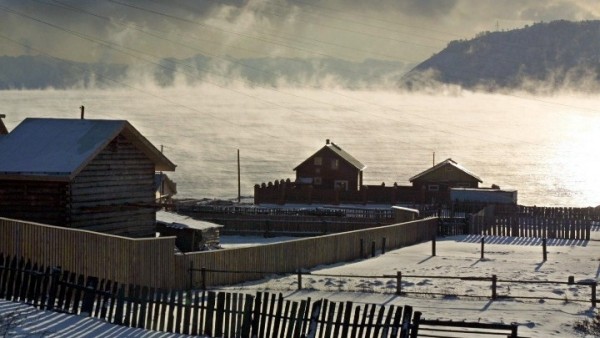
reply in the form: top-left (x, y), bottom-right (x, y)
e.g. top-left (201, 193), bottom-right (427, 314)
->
top-left (542, 238), bottom-right (547, 261)
top-left (491, 275), bottom-right (497, 300)
top-left (297, 269), bottom-right (303, 290)
top-left (371, 241), bottom-right (376, 257)
top-left (360, 239), bottom-right (364, 259)
top-left (568, 276), bottom-right (575, 285)
top-left (382, 237), bottom-right (387, 255)
top-left (431, 236), bottom-right (436, 257)
top-left (592, 282), bottom-right (597, 308)
top-left (396, 271), bottom-right (402, 295)
top-left (481, 237), bottom-right (485, 260)
top-left (201, 267), bottom-right (207, 291)
top-left (189, 261), bottom-right (194, 290)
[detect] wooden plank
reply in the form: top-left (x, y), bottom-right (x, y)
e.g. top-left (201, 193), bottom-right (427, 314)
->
top-left (32, 265), bottom-right (47, 308)
top-left (350, 305), bottom-right (361, 338)
top-left (107, 281), bottom-right (120, 323)
top-left (240, 293), bottom-right (255, 338)
top-left (204, 291), bottom-right (216, 337)
top-left (145, 287), bottom-right (156, 330)
top-left (252, 291), bottom-right (263, 336)
top-left (158, 289), bottom-right (169, 331)
top-left (166, 289), bottom-right (177, 333)
top-left (323, 301), bottom-right (336, 338)
top-left (18, 259), bottom-right (32, 302)
top-left (285, 301), bottom-right (299, 338)
top-left (380, 305), bottom-right (396, 338)
top-left (93, 279), bottom-right (106, 318)
top-left (215, 292), bottom-right (226, 337)
top-left (25, 262), bottom-right (38, 305)
top-left (271, 293), bottom-right (284, 338)
top-left (389, 305), bottom-right (403, 338)
top-left (191, 290), bottom-right (201, 336)
top-left (265, 292), bottom-right (277, 338)
top-left (358, 304), bottom-right (369, 338)
top-left (341, 301), bottom-right (353, 337)
top-left (72, 274), bottom-right (86, 315)
top-left (5, 257), bottom-right (20, 301)
top-left (182, 291), bottom-right (192, 335)
top-left (293, 299), bottom-right (308, 338)
top-left (80, 276), bottom-right (99, 316)
top-left (113, 285), bottom-right (126, 325)
top-left (317, 299), bottom-right (329, 338)
top-left (175, 289), bottom-right (185, 334)
top-left (0, 254), bottom-right (8, 299)
top-left (399, 305), bottom-right (412, 338)
top-left (305, 299), bottom-right (322, 338)
top-left (151, 288), bottom-right (164, 332)
top-left (123, 284), bottom-right (136, 327)
top-left (223, 292), bottom-right (232, 338)
top-left (280, 300), bottom-right (292, 338)
top-left (62, 272), bottom-right (77, 313)
top-left (372, 305), bottom-right (385, 338)
top-left (333, 300), bottom-right (344, 337)
top-left (259, 292), bottom-right (270, 338)
top-left (300, 297), bottom-right (312, 336)
top-left (138, 286), bottom-right (149, 329)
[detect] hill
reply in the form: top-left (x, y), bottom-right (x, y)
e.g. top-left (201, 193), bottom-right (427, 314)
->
top-left (0, 54), bottom-right (412, 89)
top-left (402, 20), bottom-right (600, 92)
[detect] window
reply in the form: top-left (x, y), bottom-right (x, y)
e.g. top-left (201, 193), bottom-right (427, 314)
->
top-left (331, 159), bottom-right (339, 170)
top-left (334, 180), bottom-right (348, 191)
top-left (314, 177), bottom-right (322, 185)
top-left (428, 184), bottom-right (439, 192)
top-left (315, 167), bottom-right (321, 174)
top-left (314, 157), bottom-right (322, 166)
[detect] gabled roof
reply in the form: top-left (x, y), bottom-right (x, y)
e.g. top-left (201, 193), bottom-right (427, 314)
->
top-left (0, 118), bottom-right (176, 181)
top-left (155, 172), bottom-right (178, 196)
top-left (409, 158), bottom-right (482, 183)
top-left (294, 141), bottom-right (366, 171)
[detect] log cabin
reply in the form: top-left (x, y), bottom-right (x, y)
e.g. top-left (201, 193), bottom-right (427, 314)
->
top-left (0, 118), bottom-right (176, 238)
top-left (294, 139), bottom-right (366, 191)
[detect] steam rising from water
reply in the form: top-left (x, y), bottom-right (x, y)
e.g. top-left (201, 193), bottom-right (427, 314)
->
top-left (2, 86), bottom-right (600, 207)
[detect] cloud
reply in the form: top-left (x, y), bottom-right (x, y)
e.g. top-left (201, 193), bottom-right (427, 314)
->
top-left (0, 0), bottom-right (599, 65)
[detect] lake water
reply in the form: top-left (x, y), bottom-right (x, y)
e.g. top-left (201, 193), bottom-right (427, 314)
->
top-left (2, 86), bottom-right (600, 207)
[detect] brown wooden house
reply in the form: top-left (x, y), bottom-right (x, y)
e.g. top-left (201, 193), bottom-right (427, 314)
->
top-left (294, 139), bottom-right (366, 191)
top-left (409, 158), bottom-right (482, 203)
top-left (0, 118), bottom-right (176, 238)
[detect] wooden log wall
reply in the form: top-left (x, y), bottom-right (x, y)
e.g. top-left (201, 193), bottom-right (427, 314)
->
top-left (0, 180), bottom-right (69, 226)
top-left (182, 218), bottom-right (438, 288)
top-left (70, 134), bottom-right (156, 238)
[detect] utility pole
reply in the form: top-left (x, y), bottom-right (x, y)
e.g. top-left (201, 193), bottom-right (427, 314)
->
top-left (237, 149), bottom-right (241, 203)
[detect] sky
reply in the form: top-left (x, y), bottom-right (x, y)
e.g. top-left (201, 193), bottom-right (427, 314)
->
top-left (1, 0), bottom-right (600, 65)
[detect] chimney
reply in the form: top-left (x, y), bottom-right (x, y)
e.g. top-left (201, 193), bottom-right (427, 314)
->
top-left (80, 105), bottom-right (85, 119)
top-left (326, 139), bottom-right (330, 145)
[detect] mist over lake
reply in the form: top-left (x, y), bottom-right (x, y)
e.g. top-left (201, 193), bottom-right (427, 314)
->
top-left (2, 86), bottom-right (599, 207)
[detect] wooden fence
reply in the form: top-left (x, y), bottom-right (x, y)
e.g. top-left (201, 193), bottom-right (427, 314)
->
top-left (470, 205), bottom-right (593, 240)
top-left (0, 217), bottom-right (178, 289)
top-left (184, 218), bottom-right (438, 287)
top-left (0, 254), bottom-right (416, 338)
top-left (0, 217), bottom-right (438, 289)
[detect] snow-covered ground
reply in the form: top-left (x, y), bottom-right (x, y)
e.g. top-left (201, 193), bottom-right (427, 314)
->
top-left (219, 234), bottom-right (600, 337)
top-left (2, 234), bottom-right (599, 337)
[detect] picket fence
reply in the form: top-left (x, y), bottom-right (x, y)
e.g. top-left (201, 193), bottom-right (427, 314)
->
top-left (0, 253), bottom-right (416, 338)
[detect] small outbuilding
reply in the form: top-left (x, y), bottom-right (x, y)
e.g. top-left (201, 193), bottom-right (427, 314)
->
top-left (0, 117), bottom-right (176, 238)
top-left (155, 172), bottom-right (177, 206)
top-left (156, 210), bottom-right (222, 252)
top-left (294, 139), bottom-right (366, 191)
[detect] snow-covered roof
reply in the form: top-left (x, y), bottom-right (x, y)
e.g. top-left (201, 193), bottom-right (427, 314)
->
top-left (295, 140), bottom-right (366, 171)
top-left (409, 158), bottom-right (482, 183)
top-left (0, 118), bottom-right (176, 180)
top-left (156, 210), bottom-right (223, 231)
